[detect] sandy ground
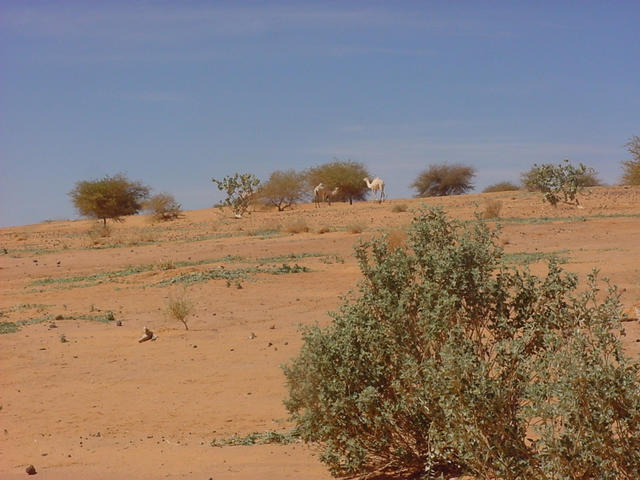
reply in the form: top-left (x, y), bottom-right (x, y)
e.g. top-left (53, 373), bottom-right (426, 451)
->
top-left (1, 187), bottom-right (640, 479)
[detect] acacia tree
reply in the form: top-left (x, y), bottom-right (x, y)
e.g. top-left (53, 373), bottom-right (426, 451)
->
top-left (212, 172), bottom-right (260, 218)
top-left (284, 207), bottom-right (640, 479)
top-left (306, 160), bottom-right (371, 205)
top-left (621, 135), bottom-right (640, 185)
top-left (412, 163), bottom-right (476, 197)
top-left (257, 169), bottom-right (307, 211)
top-left (69, 173), bottom-right (150, 226)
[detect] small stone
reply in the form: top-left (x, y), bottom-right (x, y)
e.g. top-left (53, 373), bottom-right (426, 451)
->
top-left (193, 345), bottom-right (197, 348)
top-left (116, 320), bottom-right (122, 326)
top-left (25, 464), bottom-right (37, 475)
top-left (269, 324), bottom-right (275, 329)
top-left (268, 342), bottom-right (273, 347)
top-left (249, 332), bottom-right (256, 339)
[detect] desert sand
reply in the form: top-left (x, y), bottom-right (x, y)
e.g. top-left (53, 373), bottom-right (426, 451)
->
top-left (1, 187), bottom-right (640, 479)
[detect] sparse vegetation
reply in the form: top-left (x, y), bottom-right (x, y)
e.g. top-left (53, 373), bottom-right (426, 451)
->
top-left (621, 135), bottom-right (640, 185)
top-left (211, 430), bottom-right (299, 447)
top-left (521, 160), bottom-right (600, 206)
top-left (69, 173), bottom-right (151, 226)
top-left (145, 193), bottom-right (183, 221)
top-left (483, 181), bottom-right (520, 193)
top-left (166, 289), bottom-right (194, 330)
top-left (284, 207), bottom-right (640, 479)
top-left (212, 172), bottom-right (261, 218)
top-left (412, 163), bottom-right (476, 197)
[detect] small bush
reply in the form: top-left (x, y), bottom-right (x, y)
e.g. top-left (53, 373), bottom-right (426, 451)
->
top-left (483, 181), bottom-right (520, 193)
top-left (145, 193), bottom-right (182, 221)
top-left (316, 225), bottom-right (332, 234)
top-left (412, 163), bottom-right (476, 197)
top-left (391, 203), bottom-right (408, 213)
top-left (284, 207), bottom-right (640, 479)
top-left (482, 198), bottom-right (503, 218)
top-left (166, 289), bottom-right (194, 330)
top-left (212, 172), bottom-right (260, 218)
top-left (284, 219), bottom-right (310, 234)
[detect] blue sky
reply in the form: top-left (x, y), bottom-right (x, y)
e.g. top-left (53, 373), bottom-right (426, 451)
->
top-left (1, 1), bottom-right (639, 227)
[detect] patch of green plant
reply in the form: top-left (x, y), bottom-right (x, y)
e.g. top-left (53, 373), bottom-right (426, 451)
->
top-left (152, 263), bottom-right (310, 287)
top-left (503, 249), bottom-right (569, 265)
top-left (247, 228), bottom-right (284, 239)
top-left (211, 430), bottom-right (299, 447)
top-left (1, 315), bottom-right (53, 334)
top-left (30, 265), bottom-right (155, 287)
top-left (257, 253), bottom-right (325, 263)
top-left (284, 207), bottom-right (640, 479)
top-left (0, 322), bottom-right (20, 334)
top-left (493, 216), bottom-right (588, 225)
top-left (265, 263), bottom-right (309, 274)
top-left (319, 254), bottom-right (345, 264)
top-left (0, 303), bottom-right (52, 315)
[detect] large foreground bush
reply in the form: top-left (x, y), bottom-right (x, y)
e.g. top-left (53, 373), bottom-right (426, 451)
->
top-left (284, 207), bottom-right (640, 479)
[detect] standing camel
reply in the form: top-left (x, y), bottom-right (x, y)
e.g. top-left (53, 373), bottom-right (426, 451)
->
top-left (363, 177), bottom-right (386, 203)
top-left (314, 183), bottom-right (340, 207)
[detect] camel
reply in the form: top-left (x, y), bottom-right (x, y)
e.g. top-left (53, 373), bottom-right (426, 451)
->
top-left (314, 184), bottom-right (339, 207)
top-left (364, 177), bottom-right (386, 203)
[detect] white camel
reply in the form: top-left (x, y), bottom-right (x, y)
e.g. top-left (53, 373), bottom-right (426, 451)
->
top-left (363, 177), bottom-right (386, 203)
top-left (314, 184), bottom-right (339, 207)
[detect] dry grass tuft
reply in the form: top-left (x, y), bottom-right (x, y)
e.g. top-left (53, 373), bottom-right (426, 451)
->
top-left (482, 199), bottom-right (503, 219)
top-left (284, 219), bottom-right (310, 234)
top-left (316, 225), bottom-right (332, 234)
top-left (346, 222), bottom-right (365, 234)
top-left (391, 203), bottom-right (408, 213)
top-left (166, 289), bottom-right (194, 330)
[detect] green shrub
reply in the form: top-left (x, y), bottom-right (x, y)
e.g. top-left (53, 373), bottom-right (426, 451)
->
top-left (212, 172), bottom-right (260, 218)
top-left (284, 207), bottom-right (640, 479)
top-left (521, 160), bottom-right (600, 206)
top-left (483, 181), bottom-right (520, 193)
